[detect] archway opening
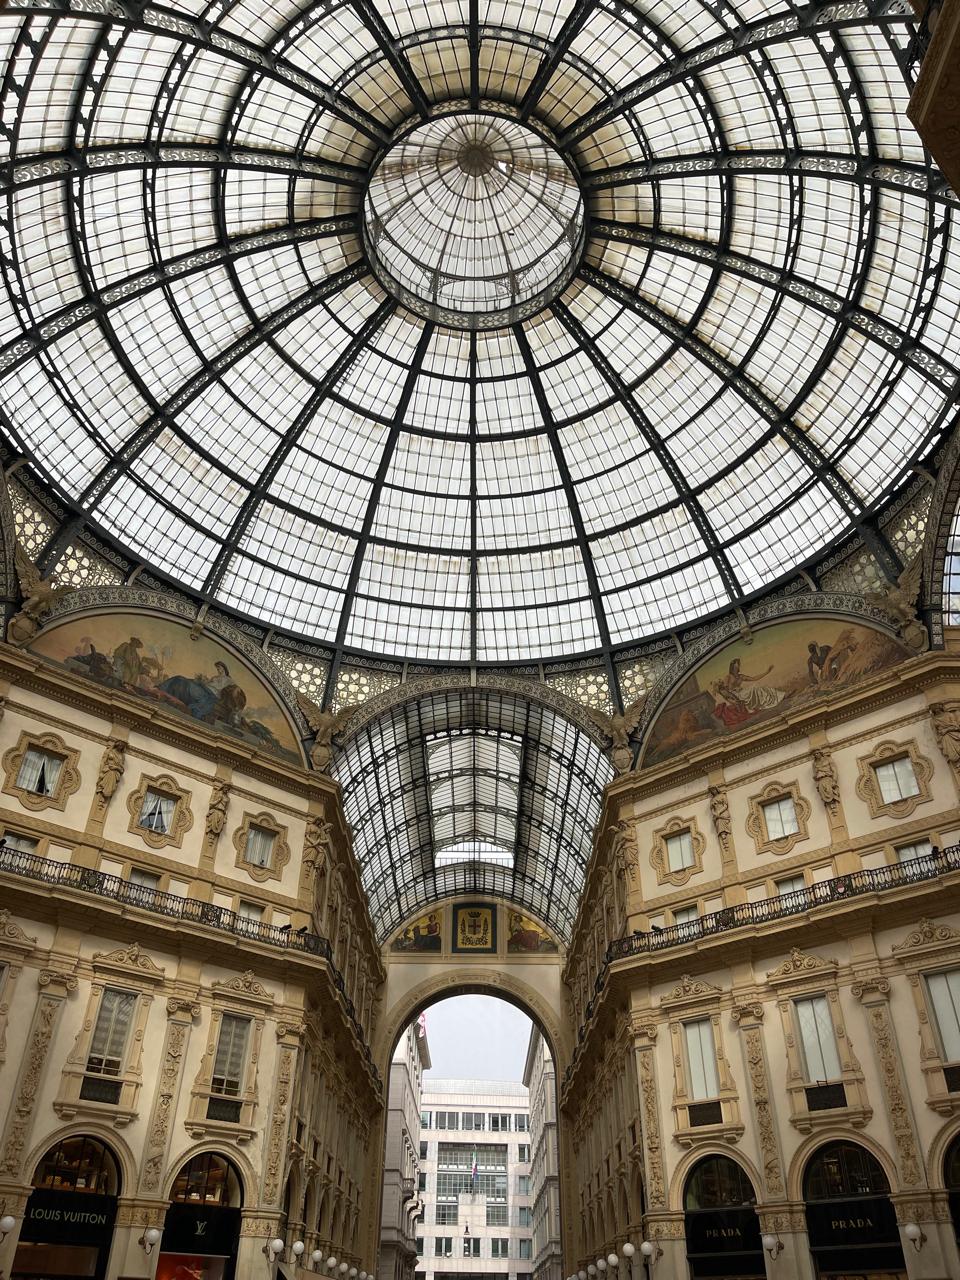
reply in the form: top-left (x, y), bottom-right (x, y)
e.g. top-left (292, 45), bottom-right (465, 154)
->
top-left (13, 1135), bottom-right (121, 1280)
top-left (157, 1152), bottom-right (244, 1280)
top-left (802, 1141), bottom-right (905, 1279)
top-left (682, 1155), bottom-right (764, 1279)
top-left (377, 992), bottom-right (563, 1280)
top-left (945, 1133), bottom-right (960, 1248)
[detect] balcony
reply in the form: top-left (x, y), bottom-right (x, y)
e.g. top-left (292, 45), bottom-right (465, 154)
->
top-left (566, 844), bottom-right (960, 1082)
top-left (0, 841), bottom-right (379, 1085)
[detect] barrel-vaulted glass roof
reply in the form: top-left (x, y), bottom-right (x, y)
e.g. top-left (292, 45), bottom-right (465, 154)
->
top-left (0, 0), bottom-right (957, 674)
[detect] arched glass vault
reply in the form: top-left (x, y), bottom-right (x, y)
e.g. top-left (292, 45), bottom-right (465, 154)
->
top-left (0, 0), bottom-right (957, 683)
top-left (334, 689), bottom-right (613, 940)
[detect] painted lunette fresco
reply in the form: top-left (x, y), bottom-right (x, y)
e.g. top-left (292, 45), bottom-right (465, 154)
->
top-left (391, 909), bottom-right (444, 952)
top-left (30, 611), bottom-right (300, 762)
top-left (506, 911), bottom-right (558, 953)
top-left (642, 618), bottom-right (909, 766)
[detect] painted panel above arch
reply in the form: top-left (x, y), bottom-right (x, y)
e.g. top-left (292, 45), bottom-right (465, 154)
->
top-left (642, 617), bottom-right (910, 767)
top-left (29, 609), bottom-right (302, 763)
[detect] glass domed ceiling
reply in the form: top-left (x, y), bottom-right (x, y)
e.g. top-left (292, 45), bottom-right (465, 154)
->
top-left (0, 0), bottom-right (957, 668)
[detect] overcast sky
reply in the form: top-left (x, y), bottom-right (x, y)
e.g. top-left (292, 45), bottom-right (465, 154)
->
top-left (421, 995), bottom-right (533, 1081)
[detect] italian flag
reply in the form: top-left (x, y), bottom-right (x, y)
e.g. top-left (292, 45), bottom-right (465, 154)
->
top-left (471, 1150), bottom-right (478, 1184)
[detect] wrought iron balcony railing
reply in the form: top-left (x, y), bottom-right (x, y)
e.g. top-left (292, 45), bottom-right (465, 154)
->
top-left (0, 841), bottom-right (379, 1084)
top-left (565, 844), bottom-right (960, 1084)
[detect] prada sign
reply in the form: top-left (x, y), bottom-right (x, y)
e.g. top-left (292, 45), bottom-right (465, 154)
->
top-left (685, 1207), bottom-right (763, 1255)
top-left (161, 1204), bottom-right (241, 1255)
top-left (20, 1189), bottom-right (117, 1245)
top-left (806, 1197), bottom-right (899, 1247)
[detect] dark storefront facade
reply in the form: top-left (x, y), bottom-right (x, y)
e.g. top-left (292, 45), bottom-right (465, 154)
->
top-left (803, 1142), bottom-right (906, 1280)
top-left (155, 1152), bottom-right (243, 1280)
top-left (683, 1156), bottom-right (766, 1280)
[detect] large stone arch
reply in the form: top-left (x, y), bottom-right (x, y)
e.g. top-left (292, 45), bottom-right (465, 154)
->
top-left (22, 1122), bottom-right (136, 1198)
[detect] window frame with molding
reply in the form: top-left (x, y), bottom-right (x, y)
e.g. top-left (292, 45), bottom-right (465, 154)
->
top-left (2, 731), bottom-right (81, 813)
top-left (745, 780), bottom-right (811, 856)
top-left (660, 976), bottom-right (744, 1147)
top-left (232, 810), bottom-right (291, 884)
top-left (766, 950), bottom-right (871, 1132)
top-left (650, 816), bottom-right (706, 887)
top-left (855, 739), bottom-right (934, 819)
top-left (890, 918), bottom-right (960, 1116)
top-left (186, 974), bottom-right (272, 1142)
top-left (54, 944), bottom-right (164, 1126)
top-left (126, 772), bottom-right (194, 849)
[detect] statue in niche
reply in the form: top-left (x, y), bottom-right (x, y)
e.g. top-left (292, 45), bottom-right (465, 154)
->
top-left (95, 739), bottom-right (125, 805)
top-left (812, 748), bottom-right (840, 813)
top-left (708, 785), bottom-right (732, 851)
top-left (205, 780), bottom-right (229, 840)
top-left (931, 702), bottom-right (960, 772)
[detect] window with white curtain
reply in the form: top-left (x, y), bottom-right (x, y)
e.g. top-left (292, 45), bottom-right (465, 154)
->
top-left (244, 825), bottom-right (275, 868)
top-left (665, 830), bottom-right (695, 871)
top-left (874, 757), bottom-right (920, 803)
top-left (138, 789), bottom-right (176, 833)
top-left (683, 1018), bottom-right (720, 1100)
top-left (926, 970), bottom-right (960, 1063)
top-left (776, 874), bottom-right (806, 896)
top-left (762, 796), bottom-right (799, 839)
top-left (16, 747), bottom-right (63, 796)
top-left (794, 996), bottom-right (842, 1081)
top-left (211, 1014), bottom-right (250, 1097)
top-left (896, 839), bottom-right (932, 863)
top-left (1, 831), bottom-right (39, 854)
top-left (86, 988), bottom-right (137, 1076)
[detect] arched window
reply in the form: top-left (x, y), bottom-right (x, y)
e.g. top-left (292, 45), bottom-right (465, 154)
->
top-left (170, 1153), bottom-right (243, 1207)
top-left (32, 1135), bottom-right (121, 1196)
top-left (684, 1156), bottom-right (757, 1210)
top-left (803, 1142), bottom-right (890, 1201)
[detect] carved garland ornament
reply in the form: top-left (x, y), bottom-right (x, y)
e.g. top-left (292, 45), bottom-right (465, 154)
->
top-left (732, 1005), bottom-right (785, 1199)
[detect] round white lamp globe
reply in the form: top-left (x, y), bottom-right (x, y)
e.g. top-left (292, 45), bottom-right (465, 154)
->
top-left (579, 1269), bottom-right (588, 1279)
top-left (312, 1251), bottom-right (324, 1264)
top-left (271, 1239), bottom-right (285, 1255)
top-left (640, 1243), bottom-right (654, 1259)
top-left (0, 1214), bottom-right (15, 1234)
top-left (293, 1242), bottom-right (306, 1257)
top-left (622, 1244), bottom-right (635, 1259)
top-left (761, 1235), bottom-right (777, 1252)
top-left (904, 1223), bottom-right (922, 1242)
top-left (349, 1267), bottom-right (358, 1276)
top-left (145, 1227), bottom-right (162, 1246)
top-left (608, 1254), bottom-right (619, 1267)
top-left (340, 1263), bottom-right (349, 1273)
top-left (327, 1258), bottom-right (338, 1270)
top-left (597, 1260), bottom-right (607, 1272)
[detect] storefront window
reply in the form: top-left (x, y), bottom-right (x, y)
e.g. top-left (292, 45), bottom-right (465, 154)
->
top-left (803, 1142), bottom-right (905, 1279)
top-left (32, 1135), bottom-right (120, 1195)
top-left (159, 1153), bottom-right (244, 1280)
top-left (171, 1152), bottom-right (242, 1206)
top-left (683, 1157), bottom-right (764, 1279)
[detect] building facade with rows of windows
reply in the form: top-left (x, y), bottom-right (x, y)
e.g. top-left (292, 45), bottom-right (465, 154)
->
top-left (416, 1081), bottom-right (535, 1280)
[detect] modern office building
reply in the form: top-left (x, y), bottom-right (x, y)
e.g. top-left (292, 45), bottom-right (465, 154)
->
top-left (417, 1081), bottom-right (533, 1280)
top-left (523, 1031), bottom-right (561, 1280)
top-left (380, 1020), bottom-right (432, 1280)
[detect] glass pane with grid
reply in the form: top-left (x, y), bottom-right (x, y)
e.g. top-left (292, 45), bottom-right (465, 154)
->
top-left (244, 826), bottom-right (275, 868)
top-left (665, 830), bottom-right (694, 871)
top-left (87, 988), bottom-right (136, 1076)
top-left (927, 971), bottom-right (960, 1063)
top-left (874, 757), bottom-right (920, 803)
top-left (762, 796), bottom-right (798, 839)
top-left (683, 1019), bottom-right (720, 1101)
top-left (17, 749), bottom-right (63, 796)
top-left (212, 1014), bottom-right (250, 1096)
top-left (139, 789), bottom-right (176, 833)
top-left (794, 996), bottom-right (842, 1081)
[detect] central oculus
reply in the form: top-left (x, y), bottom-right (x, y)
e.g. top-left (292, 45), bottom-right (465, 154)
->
top-left (363, 113), bottom-right (585, 329)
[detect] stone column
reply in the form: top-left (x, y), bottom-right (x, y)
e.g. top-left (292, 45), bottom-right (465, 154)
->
top-left (732, 1002), bottom-right (816, 1280)
top-left (0, 967), bottom-right (78, 1276)
top-left (631, 1022), bottom-right (685, 1276)
top-left (891, 1190), bottom-right (960, 1280)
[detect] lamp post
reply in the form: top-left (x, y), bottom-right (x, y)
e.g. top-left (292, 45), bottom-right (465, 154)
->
top-left (0, 1215), bottom-right (16, 1243)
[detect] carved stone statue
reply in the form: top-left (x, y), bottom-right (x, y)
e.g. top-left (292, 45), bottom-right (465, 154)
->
top-left (864, 554), bottom-right (928, 653)
top-left (297, 695), bottom-right (358, 773)
top-left (205, 780), bottom-right (229, 839)
top-left (7, 541), bottom-right (75, 646)
top-left (95, 739), bottom-right (125, 804)
top-left (608, 819), bottom-right (639, 883)
top-left (708, 785), bottom-right (732, 850)
top-left (812, 748), bottom-right (840, 812)
top-left (587, 697), bottom-right (646, 774)
top-left (932, 701), bottom-right (960, 771)
top-left (304, 816), bottom-right (334, 875)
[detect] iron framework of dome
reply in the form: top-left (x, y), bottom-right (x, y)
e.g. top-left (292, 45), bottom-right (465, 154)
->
top-left (0, 0), bottom-right (958, 698)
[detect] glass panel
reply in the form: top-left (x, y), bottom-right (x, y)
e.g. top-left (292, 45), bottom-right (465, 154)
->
top-left (875, 757), bottom-right (920, 803)
top-left (927, 971), bottom-right (960, 1062)
top-left (87, 988), bottom-right (137, 1076)
top-left (139, 790), bottom-right (176, 833)
top-left (212, 1014), bottom-right (250, 1096)
top-left (17, 749), bottom-right (62, 795)
top-left (794, 995), bottom-right (842, 1081)
top-left (762, 796), bottom-right (798, 839)
top-left (666, 830), bottom-right (695, 871)
top-left (244, 826), bottom-right (275, 868)
top-left (683, 1019), bottom-right (720, 1101)
top-left (896, 840), bottom-right (932, 863)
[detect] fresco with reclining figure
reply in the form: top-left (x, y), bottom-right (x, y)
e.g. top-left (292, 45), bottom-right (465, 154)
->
top-left (642, 618), bottom-right (909, 766)
top-left (30, 611), bottom-right (300, 761)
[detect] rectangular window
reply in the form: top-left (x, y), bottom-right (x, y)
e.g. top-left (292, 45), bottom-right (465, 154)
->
top-left (491, 1240), bottom-right (509, 1259)
top-left (420, 1141), bottom-right (428, 1160)
top-left (237, 900), bottom-right (264, 923)
top-left (486, 1204), bottom-right (508, 1227)
top-left (926, 970), bottom-right (960, 1063)
top-left (86, 988), bottom-right (136, 1076)
top-left (517, 1175), bottom-right (530, 1194)
top-left (794, 996), bottom-right (842, 1081)
top-left (418, 1172), bottom-right (427, 1192)
top-left (244, 825), bottom-right (275, 868)
top-left (897, 840), bottom-right (933, 863)
top-left (762, 796), bottom-right (799, 840)
top-left (683, 1019), bottom-right (720, 1101)
top-left (462, 1111), bottom-right (485, 1130)
top-left (435, 1204), bottom-right (457, 1225)
top-left (415, 1238), bottom-right (423, 1257)
top-left (436, 1110), bottom-right (459, 1130)
top-left (874, 756), bottom-right (920, 804)
top-left (489, 1113), bottom-right (509, 1131)
top-left (673, 905), bottom-right (699, 925)
top-left (463, 1238), bottom-right (480, 1258)
top-left (434, 1239), bottom-right (452, 1258)
top-left (514, 1113), bottom-right (528, 1132)
top-left (775, 874), bottom-right (806, 896)
top-left (1, 831), bottom-right (38, 854)
top-left (665, 830), bottom-right (695, 871)
top-left (138, 788), bottom-right (176, 834)
top-left (519, 1240), bottom-right (533, 1260)
top-left (517, 1144), bottom-right (530, 1162)
top-left (421, 1111), bottom-right (432, 1129)
top-left (211, 1013), bottom-right (250, 1097)
top-left (128, 866), bottom-right (161, 890)
top-left (517, 1207), bottom-right (532, 1228)
top-left (16, 747), bottom-right (63, 796)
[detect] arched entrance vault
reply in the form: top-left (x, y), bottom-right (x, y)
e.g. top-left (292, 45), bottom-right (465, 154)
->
top-left (364, 959), bottom-right (573, 1275)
